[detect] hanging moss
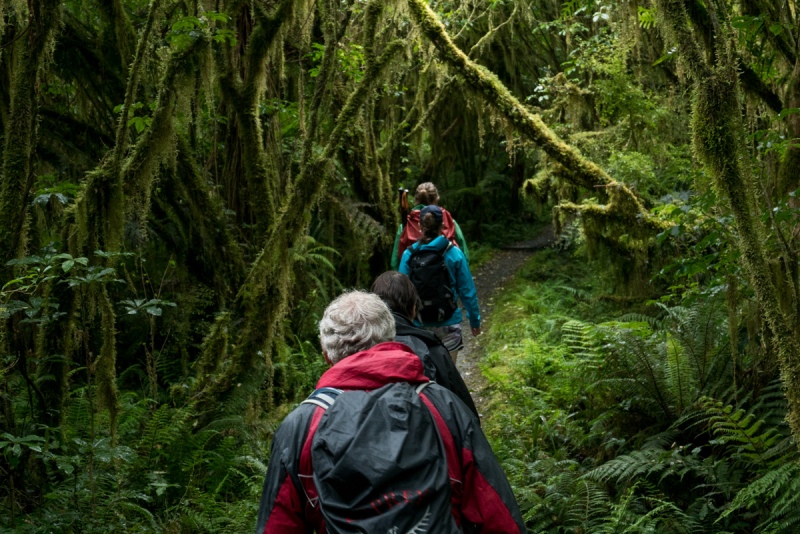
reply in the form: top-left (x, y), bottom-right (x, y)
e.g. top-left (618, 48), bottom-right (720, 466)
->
top-left (192, 33), bottom-right (405, 416)
top-left (0, 0), bottom-right (62, 261)
top-left (122, 41), bottom-right (210, 237)
top-left (96, 287), bottom-right (119, 440)
top-left (656, 0), bottom-right (800, 449)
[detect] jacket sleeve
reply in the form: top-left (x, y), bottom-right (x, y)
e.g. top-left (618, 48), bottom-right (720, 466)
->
top-left (391, 225), bottom-right (403, 270)
top-left (459, 417), bottom-right (525, 533)
top-left (398, 248), bottom-right (412, 276)
top-left (254, 410), bottom-right (313, 534)
top-left (453, 219), bottom-right (470, 264)
top-left (449, 248), bottom-right (480, 328)
top-left (426, 387), bottom-right (526, 533)
top-left (429, 344), bottom-right (479, 418)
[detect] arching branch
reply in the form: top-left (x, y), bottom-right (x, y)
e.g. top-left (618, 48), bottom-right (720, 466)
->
top-left (405, 0), bottom-right (667, 236)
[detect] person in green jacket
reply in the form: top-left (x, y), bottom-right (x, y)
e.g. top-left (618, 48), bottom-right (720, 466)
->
top-left (391, 182), bottom-right (469, 270)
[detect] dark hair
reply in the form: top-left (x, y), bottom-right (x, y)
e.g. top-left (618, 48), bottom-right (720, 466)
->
top-left (419, 212), bottom-right (442, 244)
top-left (414, 182), bottom-right (439, 206)
top-left (370, 271), bottom-right (421, 320)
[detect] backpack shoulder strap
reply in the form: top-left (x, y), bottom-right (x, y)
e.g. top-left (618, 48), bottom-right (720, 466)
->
top-left (416, 383), bottom-right (463, 491)
top-left (301, 387), bottom-right (343, 410)
top-left (298, 387), bottom-right (343, 512)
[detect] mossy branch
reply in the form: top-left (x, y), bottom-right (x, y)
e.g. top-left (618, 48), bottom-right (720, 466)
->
top-left (230, 0), bottom-right (297, 228)
top-left (68, 37), bottom-right (209, 255)
top-left (96, 286), bottom-right (119, 441)
top-left (112, 0), bottom-right (163, 172)
top-left (405, 0), bottom-right (664, 232)
top-left (192, 38), bottom-right (405, 416)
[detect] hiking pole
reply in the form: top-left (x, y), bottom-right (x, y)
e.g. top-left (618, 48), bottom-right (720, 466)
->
top-left (399, 188), bottom-right (410, 228)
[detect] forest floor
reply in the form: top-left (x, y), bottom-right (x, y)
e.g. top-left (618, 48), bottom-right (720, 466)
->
top-left (457, 225), bottom-right (556, 418)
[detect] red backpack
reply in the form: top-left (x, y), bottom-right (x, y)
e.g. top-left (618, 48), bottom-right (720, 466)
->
top-left (398, 208), bottom-right (458, 265)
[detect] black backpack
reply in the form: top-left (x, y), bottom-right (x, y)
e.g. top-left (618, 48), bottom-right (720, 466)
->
top-left (300, 383), bottom-right (459, 534)
top-left (407, 242), bottom-right (457, 323)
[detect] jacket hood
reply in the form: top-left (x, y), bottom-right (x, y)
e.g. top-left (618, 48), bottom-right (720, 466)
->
top-left (316, 341), bottom-right (429, 390)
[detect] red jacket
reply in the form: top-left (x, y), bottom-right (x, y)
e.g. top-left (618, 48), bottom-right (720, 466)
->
top-left (255, 342), bottom-right (525, 533)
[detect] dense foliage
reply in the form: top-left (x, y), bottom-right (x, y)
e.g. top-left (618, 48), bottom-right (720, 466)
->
top-left (483, 247), bottom-right (800, 532)
top-left (1, 0), bottom-right (798, 531)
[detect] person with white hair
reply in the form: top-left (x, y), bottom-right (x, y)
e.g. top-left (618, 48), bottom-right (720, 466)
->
top-left (255, 290), bottom-right (524, 533)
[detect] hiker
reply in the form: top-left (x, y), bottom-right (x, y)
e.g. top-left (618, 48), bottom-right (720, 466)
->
top-left (391, 182), bottom-right (470, 270)
top-left (399, 204), bottom-right (480, 363)
top-left (254, 291), bottom-right (525, 533)
top-left (371, 270), bottom-right (479, 417)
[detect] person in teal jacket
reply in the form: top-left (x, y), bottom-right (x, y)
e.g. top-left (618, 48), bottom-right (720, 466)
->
top-left (399, 205), bottom-right (480, 363)
top-left (391, 182), bottom-right (469, 270)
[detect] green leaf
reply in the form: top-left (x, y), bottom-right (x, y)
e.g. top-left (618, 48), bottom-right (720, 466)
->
top-left (62, 259), bottom-right (75, 272)
top-left (769, 23), bottom-right (783, 35)
top-left (56, 458), bottom-right (74, 475)
top-left (778, 107), bottom-right (800, 119)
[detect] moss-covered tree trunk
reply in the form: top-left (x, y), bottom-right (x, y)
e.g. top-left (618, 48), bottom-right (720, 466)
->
top-left (0, 0), bottom-right (62, 261)
top-left (656, 0), bottom-right (800, 448)
top-left (192, 0), bottom-right (405, 415)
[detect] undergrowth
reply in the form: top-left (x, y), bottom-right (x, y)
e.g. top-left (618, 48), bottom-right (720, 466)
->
top-left (481, 247), bottom-right (799, 533)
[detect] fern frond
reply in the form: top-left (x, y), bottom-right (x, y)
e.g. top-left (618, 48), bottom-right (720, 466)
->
top-left (721, 462), bottom-right (800, 533)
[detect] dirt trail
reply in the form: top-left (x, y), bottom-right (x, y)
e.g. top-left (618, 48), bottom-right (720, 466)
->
top-left (457, 226), bottom-right (555, 417)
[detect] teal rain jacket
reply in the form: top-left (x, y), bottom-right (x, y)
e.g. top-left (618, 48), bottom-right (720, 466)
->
top-left (399, 235), bottom-right (481, 329)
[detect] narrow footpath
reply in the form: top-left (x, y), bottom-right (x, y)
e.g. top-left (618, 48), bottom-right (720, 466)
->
top-left (457, 226), bottom-right (556, 417)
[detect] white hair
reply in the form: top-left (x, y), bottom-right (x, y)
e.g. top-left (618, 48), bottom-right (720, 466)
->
top-left (319, 290), bottom-right (396, 364)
